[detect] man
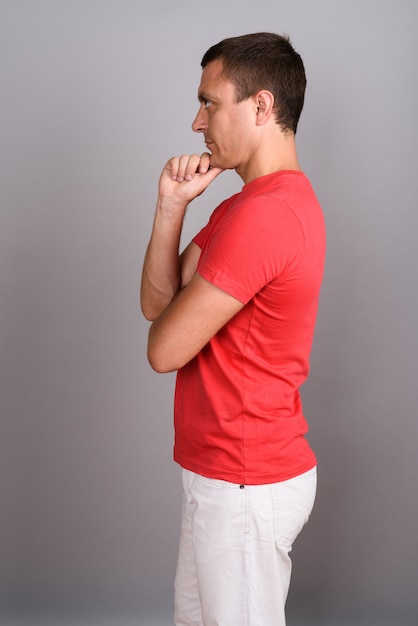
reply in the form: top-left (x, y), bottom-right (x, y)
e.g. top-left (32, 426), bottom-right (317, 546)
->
top-left (141, 32), bottom-right (326, 626)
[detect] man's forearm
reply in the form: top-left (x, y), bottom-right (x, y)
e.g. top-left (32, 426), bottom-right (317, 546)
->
top-left (140, 200), bottom-right (187, 321)
top-left (141, 153), bottom-right (223, 321)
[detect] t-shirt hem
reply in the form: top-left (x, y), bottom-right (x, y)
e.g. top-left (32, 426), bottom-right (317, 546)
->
top-left (173, 452), bottom-right (317, 485)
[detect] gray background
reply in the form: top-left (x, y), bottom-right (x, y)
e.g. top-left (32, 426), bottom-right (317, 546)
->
top-left (1, 0), bottom-right (417, 624)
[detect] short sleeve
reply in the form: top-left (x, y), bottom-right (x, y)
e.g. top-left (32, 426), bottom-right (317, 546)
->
top-left (196, 196), bottom-right (305, 303)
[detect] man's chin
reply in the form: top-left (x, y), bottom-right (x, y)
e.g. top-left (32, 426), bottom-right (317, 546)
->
top-left (208, 154), bottom-right (226, 170)
top-left (209, 159), bottom-right (232, 172)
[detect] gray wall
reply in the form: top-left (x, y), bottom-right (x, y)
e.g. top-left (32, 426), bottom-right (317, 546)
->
top-left (1, 0), bottom-right (417, 624)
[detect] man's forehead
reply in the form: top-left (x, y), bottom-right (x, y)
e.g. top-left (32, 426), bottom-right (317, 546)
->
top-left (197, 59), bottom-right (232, 98)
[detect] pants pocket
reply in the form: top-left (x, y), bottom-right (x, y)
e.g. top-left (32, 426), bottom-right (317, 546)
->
top-left (271, 468), bottom-right (317, 549)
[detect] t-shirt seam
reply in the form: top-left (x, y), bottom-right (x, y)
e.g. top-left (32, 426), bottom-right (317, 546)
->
top-left (239, 300), bottom-right (256, 483)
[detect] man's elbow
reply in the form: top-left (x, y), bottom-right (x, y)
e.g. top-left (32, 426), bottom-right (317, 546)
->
top-left (140, 290), bottom-right (171, 322)
top-left (141, 306), bottom-right (157, 322)
top-left (147, 345), bottom-right (178, 374)
top-left (140, 298), bottom-right (162, 322)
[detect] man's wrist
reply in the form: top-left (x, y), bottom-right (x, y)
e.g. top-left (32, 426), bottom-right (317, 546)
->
top-left (156, 196), bottom-right (188, 218)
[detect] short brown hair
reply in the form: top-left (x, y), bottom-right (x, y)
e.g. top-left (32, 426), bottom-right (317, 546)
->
top-left (201, 32), bottom-right (306, 133)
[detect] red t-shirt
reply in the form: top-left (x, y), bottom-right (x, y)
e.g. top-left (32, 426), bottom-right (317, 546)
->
top-left (173, 170), bottom-right (326, 484)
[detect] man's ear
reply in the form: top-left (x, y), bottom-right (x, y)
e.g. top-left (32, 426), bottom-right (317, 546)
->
top-left (254, 90), bottom-right (275, 125)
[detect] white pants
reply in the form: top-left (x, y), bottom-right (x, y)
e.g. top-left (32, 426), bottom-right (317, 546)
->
top-left (174, 467), bottom-right (317, 626)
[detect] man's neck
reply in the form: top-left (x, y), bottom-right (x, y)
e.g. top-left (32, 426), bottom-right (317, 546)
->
top-left (237, 133), bottom-right (301, 184)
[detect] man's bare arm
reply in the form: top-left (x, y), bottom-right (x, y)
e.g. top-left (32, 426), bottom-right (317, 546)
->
top-left (147, 273), bottom-right (245, 373)
top-left (140, 153), bottom-right (223, 321)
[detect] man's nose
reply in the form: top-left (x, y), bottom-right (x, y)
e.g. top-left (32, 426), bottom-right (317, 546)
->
top-left (192, 106), bottom-right (207, 133)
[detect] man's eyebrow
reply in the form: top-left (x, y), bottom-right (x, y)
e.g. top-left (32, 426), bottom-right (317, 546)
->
top-left (198, 91), bottom-right (216, 102)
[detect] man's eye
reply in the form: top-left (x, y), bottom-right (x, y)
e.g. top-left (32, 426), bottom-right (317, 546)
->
top-left (204, 100), bottom-right (212, 109)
